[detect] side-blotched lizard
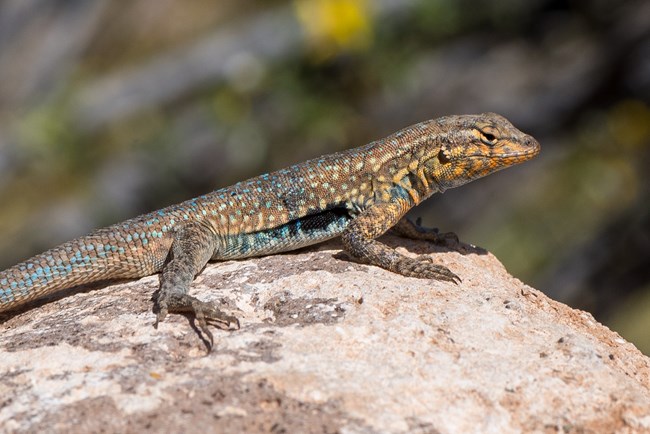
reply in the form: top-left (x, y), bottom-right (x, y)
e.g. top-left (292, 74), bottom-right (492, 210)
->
top-left (0, 113), bottom-right (540, 348)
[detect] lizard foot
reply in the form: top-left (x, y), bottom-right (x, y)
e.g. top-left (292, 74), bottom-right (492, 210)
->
top-left (393, 255), bottom-right (461, 284)
top-left (154, 293), bottom-right (240, 352)
top-left (394, 217), bottom-right (459, 247)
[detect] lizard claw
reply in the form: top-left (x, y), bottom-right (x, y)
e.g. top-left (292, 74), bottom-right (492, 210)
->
top-left (153, 305), bottom-right (168, 329)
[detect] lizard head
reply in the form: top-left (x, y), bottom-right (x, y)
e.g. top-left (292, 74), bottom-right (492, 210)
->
top-left (423, 112), bottom-right (540, 192)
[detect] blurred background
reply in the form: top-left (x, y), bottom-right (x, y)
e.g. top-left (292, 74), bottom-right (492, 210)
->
top-left (0, 0), bottom-right (648, 351)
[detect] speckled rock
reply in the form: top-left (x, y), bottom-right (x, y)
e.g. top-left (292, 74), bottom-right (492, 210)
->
top-left (2, 236), bottom-right (650, 433)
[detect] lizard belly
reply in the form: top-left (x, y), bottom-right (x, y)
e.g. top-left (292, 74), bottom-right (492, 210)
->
top-left (215, 208), bottom-right (352, 260)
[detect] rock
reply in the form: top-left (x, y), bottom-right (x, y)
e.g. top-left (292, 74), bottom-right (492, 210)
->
top-left (1, 236), bottom-right (650, 433)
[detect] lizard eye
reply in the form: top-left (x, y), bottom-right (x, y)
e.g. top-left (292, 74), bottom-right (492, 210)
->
top-left (479, 130), bottom-right (497, 146)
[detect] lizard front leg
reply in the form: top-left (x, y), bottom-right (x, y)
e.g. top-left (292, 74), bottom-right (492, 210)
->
top-left (341, 198), bottom-right (460, 283)
top-left (153, 221), bottom-right (239, 350)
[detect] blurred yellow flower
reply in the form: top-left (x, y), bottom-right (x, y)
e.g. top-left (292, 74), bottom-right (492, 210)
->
top-left (294, 0), bottom-right (372, 60)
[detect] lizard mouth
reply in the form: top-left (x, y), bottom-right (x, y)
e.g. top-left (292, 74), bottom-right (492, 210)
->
top-left (458, 147), bottom-right (540, 169)
top-left (463, 150), bottom-right (539, 161)
top-left (464, 138), bottom-right (541, 162)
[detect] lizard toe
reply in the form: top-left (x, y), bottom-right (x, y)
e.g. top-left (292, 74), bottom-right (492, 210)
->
top-left (154, 292), bottom-right (239, 352)
top-left (393, 256), bottom-right (460, 284)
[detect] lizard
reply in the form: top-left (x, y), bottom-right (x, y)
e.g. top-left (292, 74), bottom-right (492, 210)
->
top-left (0, 112), bottom-right (540, 349)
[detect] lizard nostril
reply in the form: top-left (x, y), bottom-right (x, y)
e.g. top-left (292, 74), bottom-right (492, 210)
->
top-left (525, 136), bottom-right (535, 147)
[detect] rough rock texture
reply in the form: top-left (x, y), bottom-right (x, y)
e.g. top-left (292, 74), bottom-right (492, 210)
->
top-left (2, 236), bottom-right (650, 433)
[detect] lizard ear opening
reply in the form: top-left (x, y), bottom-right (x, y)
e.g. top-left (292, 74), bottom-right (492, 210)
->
top-left (437, 147), bottom-right (451, 164)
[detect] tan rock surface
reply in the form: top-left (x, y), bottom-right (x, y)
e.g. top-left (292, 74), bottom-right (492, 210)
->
top-left (2, 236), bottom-right (650, 433)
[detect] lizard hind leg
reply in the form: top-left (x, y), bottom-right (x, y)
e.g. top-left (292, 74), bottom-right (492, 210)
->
top-left (153, 222), bottom-right (239, 351)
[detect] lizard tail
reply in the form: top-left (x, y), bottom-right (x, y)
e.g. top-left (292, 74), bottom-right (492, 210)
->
top-left (0, 234), bottom-right (157, 313)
